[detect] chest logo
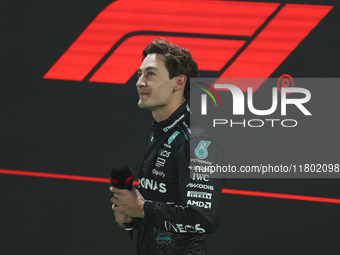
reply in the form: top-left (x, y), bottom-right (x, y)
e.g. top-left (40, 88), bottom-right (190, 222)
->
top-left (195, 140), bottom-right (211, 159)
top-left (168, 131), bottom-right (180, 145)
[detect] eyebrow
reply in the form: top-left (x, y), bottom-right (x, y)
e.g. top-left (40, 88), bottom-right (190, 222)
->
top-left (137, 66), bottom-right (159, 73)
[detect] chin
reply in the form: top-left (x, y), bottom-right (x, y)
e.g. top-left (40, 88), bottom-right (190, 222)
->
top-left (138, 100), bottom-right (151, 109)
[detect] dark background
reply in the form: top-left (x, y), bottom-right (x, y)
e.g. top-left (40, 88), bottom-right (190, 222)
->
top-left (1, 0), bottom-right (339, 254)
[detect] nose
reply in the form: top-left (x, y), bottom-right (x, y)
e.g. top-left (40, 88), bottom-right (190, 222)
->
top-left (136, 75), bottom-right (146, 88)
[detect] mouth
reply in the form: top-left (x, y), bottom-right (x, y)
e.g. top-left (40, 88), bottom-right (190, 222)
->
top-left (139, 92), bottom-right (150, 97)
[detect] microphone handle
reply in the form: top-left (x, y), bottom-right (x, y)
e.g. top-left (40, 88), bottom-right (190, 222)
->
top-left (125, 222), bottom-right (134, 240)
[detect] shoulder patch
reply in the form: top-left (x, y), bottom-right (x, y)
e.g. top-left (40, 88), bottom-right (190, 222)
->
top-left (194, 140), bottom-right (211, 159)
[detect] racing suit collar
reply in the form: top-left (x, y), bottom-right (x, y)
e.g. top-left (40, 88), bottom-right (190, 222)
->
top-left (152, 100), bottom-right (190, 137)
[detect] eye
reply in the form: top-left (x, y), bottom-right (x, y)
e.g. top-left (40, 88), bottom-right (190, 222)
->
top-left (147, 72), bottom-right (155, 77)
top-left (137, 73), bottom-right (142, 78)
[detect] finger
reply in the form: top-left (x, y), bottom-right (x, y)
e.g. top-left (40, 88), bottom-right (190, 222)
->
top-left (118, 222), bottom-right (125, 228)
top-left (110, 186), bottom-right (123, 193)
top-left (114, 212), bottom-right (132, 222)
top-left (114, 211), bottom-right (123, 217)
top-left (111, 193), bottom-right (119, 201)
top-left (131, 186), bottom-right (139, 195)
top-left (111, 197), bottom-right (119, 204)
top-left (131, 186), bottom-right (142, 198)
top-left (110, 186), bottom-right (119, 193)
top-left (112, 203), bottom-right (121, 212)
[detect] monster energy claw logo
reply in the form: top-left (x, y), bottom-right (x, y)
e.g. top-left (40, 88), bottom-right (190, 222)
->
top-left (195, 141), bottom-right (211, 159)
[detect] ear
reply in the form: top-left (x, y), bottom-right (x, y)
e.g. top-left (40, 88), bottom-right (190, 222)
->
top-left (173, 75), bottom-right (187, 92)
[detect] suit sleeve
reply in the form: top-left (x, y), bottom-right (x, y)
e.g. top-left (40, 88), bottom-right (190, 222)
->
top-left (143, 135), bottom-right (224, 234)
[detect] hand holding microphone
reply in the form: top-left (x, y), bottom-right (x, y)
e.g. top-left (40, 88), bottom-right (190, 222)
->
top-left (110, 164), bottom-right (145, 239)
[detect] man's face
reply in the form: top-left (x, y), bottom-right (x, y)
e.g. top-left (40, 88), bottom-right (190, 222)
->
top-left (136, 54), bottom-right (177, 110)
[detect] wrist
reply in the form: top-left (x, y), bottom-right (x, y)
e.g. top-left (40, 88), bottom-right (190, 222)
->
top-left (140, 200), bottom-right (145, 218)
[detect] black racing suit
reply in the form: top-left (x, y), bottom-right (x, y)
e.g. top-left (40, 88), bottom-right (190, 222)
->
top-left (137, 101), bottom-right (224, 255)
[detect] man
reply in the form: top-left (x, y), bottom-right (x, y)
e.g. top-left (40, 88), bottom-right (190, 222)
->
top-left (110, 38), bottom-right (223, 254)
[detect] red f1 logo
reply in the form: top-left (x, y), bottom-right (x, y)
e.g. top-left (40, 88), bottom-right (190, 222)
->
top-left (43, 0), bottom-right (332, 91)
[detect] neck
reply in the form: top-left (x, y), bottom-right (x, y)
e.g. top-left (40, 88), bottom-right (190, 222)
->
top-left (152, 97), bottom-right (186, 122)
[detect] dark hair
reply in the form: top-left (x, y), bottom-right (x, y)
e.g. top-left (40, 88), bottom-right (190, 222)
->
top-left (142, 38), bottom-right (199, 99)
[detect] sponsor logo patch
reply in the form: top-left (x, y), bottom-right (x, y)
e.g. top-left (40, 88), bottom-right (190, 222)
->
top-left (164, 221), bottom-right (205, 233)
top-left (195, 140), bottom-right (211, 159)
top-left (168, 131), bottom-right (180, 145)
top-left (186, 183), bottom-right (214, 191)
top-left (187, 191), bottom-right (212, 200)
top-left (139, 178), bottom-right (167, 193)
top-left (187, 200), bottom-right (212, 209)
top-left (152, 169), bottom-right (166, 178)
top-left (156, 232), bottom-right (172, 245)
top-left (155, 157), bottom-right (166, 168)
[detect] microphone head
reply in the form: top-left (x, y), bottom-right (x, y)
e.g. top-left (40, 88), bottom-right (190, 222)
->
top-left (110, 164), bottom-right (134, 190)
